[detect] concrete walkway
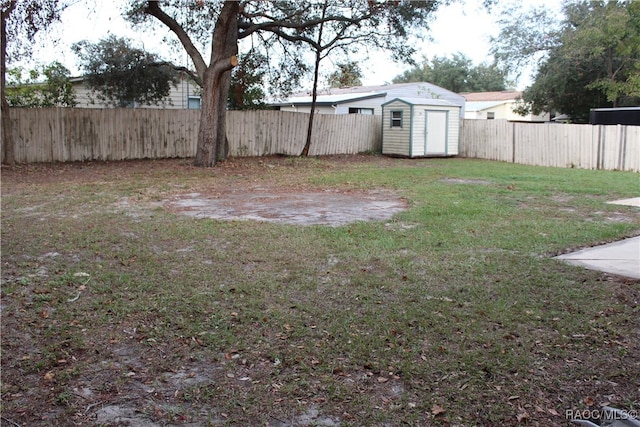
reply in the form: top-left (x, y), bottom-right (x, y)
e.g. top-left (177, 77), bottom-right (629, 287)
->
top-left (555, 236), bottom-right (640, 279)
top-left (555, 197), bottom-right (640, 279)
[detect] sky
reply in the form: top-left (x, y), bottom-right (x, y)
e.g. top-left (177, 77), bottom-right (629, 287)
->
top-left (14, 0), bottom-right (562, 91)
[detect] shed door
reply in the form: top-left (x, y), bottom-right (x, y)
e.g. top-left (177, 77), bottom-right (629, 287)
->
top-left (424, 110), bottom-right (448, 155)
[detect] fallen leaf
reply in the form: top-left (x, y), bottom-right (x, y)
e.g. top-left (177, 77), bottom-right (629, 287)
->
top-left (376, 377), bottom-right (388, 383)
top-left (548, 408), bottom-right (560, 416)
top-left (516, 411), bottom-right (529, 422)
top-left (44, 371), bottom-right (55, 381)
top-left (507, 395), bottom-right (520, 401)
top-left (584, 396), bottom-right (595, 407)
top-left (431, 404), bottom-right (446, 416)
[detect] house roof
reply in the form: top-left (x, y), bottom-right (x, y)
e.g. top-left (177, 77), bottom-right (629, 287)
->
top-left (293, 82), bottom-right (449, 97)
top-left (383, 97), bottom-right (459, 107)
top-left (464, 101), bottom-right (510, 112)
top-left (273, 82), bottom-right (465, 107)
top-left (461, 91), bottom-right (522, 102)
top-left (271, 92), bottom-right (385, 107)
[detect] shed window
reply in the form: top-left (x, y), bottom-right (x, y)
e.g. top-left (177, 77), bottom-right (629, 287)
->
top-left (390, 110), bottom-right (403, 128)
top-left (487, 112), bottom-right (495, 120)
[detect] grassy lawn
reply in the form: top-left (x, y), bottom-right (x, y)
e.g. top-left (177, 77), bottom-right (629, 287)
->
top-left (1, 155), bottom-right (639, 426)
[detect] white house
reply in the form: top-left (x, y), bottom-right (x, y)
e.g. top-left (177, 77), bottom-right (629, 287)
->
top-left (69, 75), bottom-right (202, 109)
top-left (271, 82), bottom-right (466, 116)
top-left (461, 91), bottom-right (549, 122)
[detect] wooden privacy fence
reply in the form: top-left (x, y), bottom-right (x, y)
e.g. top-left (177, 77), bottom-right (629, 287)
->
top-left (460, 119), bottom-right (640, 172)
top-left (5, 108), bottom-right (382, 163)
top-left (5, 108), bottom-right (639, 172)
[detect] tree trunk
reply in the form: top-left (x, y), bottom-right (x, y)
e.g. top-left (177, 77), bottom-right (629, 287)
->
top-left (194, 0), bottom-right (238, 167)
top-left (301, 49), bottom-right (322, 157)
top-left (1, 2), bottom-right (16, 166)
top-left (300, 0), bottom-right (328, 158)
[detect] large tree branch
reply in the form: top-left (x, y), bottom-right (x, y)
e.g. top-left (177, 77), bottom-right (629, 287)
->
top-left (211, 55), bottom-right (238, 78)
top-left (256, 27), bottom-right (320, 50)
top-left (144, 1), bottom-right (207, 80)
top-left (150, 61), bottom-right (203, 87)
top-left (238, 14), bottom-right (366, 40)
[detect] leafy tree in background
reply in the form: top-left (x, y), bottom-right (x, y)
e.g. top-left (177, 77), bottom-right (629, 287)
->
top-left (392, 53), bottom-right (509, 92)
top-left (1, 0), bottom-right (69, 165)
top-left (328, 61), bottom-right (363, 88)
top-left (6, 61), bottom-right (76, 107)
top-left (493, 0), bottom-right (640, 123)
top-left (127, 1), bottom-right (443, 167)
top-left (73, 35), bottom-right (181, 108)
top-left (228, 50), bottom-right (267, 110)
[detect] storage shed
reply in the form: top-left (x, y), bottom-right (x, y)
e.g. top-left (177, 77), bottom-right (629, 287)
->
top-left (382, 98), bottom-right (461, 157)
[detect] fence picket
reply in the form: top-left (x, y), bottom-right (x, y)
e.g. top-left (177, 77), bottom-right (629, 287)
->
top-left (4, 108), bottom-right (637, 171)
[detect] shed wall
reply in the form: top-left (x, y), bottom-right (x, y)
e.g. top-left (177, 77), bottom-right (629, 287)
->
top-left (382, 101), bottom-right (412, 156)
top-left (382, 100), bottom-right (460, 157)
top-left (409, 105), bottom-right (459, 156)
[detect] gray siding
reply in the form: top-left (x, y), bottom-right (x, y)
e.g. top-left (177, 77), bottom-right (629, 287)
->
top-left (381, 100), bottom-right (412, 156)
top-left (71, 77), bottom-right (200, 109)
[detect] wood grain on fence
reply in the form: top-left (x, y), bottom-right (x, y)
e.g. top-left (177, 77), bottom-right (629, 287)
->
top-left (7, 108), bottom-right (382, 163)
top-left (460, 120), bottom-right (639, 172)
top-left (5, 108), bottom-right (637, 171)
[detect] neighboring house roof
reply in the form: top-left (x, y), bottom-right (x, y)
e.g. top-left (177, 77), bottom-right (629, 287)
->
top-left (274, 82), bottom-right (465, 107)
top-left (464, 101), bottom-right (509, 112)
top-left (271, 91), bottom-right (385, 107)
top-left (461, 91), bottom-right (522, 102)
top-left (383, 97), bottom-right (460, 107)
top-left (311, 82), bottom-right (445, 96)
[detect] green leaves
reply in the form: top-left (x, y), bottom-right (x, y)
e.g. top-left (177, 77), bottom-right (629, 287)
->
top-left (5, 61), bottom-right (76, 107)
top-left (495, 0), bottom-right (640, 122)
top-left (393, 52), bottom-right (509, 93)
top-left (72, 35), bottom-right (180, 108)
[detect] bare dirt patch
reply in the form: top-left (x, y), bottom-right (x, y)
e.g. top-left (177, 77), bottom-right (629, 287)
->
top-left (163, 188), bottom-right (408, 226)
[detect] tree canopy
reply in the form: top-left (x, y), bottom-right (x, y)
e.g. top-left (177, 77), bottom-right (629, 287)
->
top-left (6, 61), bottom-right (76, 107)
top-left (73, 35), bottom-right (181, 108)
top-left (492, 0), bottom-right (640, 123)
top-left (328, 61), bottom-right (363, 88)
top-left (228, 50), bottom-right (267, 110)
top-left (126, 0), bottom-right (443, 166)
top-left (392, 53), bottom-right (509, 93)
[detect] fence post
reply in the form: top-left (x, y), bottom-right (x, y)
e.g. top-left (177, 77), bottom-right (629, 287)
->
top-left (617, 124), bottom-right (626, 171)
top-left (511, 121), bottom-right (516, 164)
top-left (596, 125), bottom-right (602, 170)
